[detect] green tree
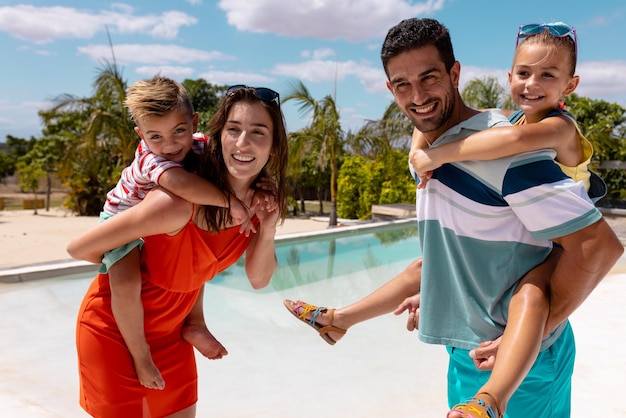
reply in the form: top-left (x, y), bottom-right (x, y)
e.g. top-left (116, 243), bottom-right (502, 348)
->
top-left (349, 101), bottom-right (413, 157)
top-left (286, 133), bottom-right (331, 215)
top-left (5, 135), bottom-right (36, 157)
top-left (182, 79), bottom-right (227, 133)
top-left (0, 135), bottom-right (36, 181)
top-left (0, 152), bottom-right (14, 182)
top-left (40, 63), bottom-right (135, 215)
top-left (337, 149), bottom-right (415, 219)
top-left (335, 101), bottom-right (414, 219)
top-left (19, 134), bottom-right (71, 210)
top-left (566, 94), bottom-right (626, 161)
top-left (284, 80), bottom-right (344, 226)
top-left (336, 155), bottom-right (370, 219)
top-left (50, 62), bottom-right (136, 164)
top-left (461, 76), bottom-right (516, 109)
top-left (566, 94), bottom-right (626, 199)
top-left (15, 157), bottom-right (45, 214)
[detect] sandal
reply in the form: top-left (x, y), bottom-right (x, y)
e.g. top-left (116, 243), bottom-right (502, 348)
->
top-left (283, 299), bottom-right (347, 345)
top-left (447, 392), bottom-right (502, 418)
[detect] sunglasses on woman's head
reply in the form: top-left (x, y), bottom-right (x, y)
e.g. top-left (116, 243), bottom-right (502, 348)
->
top-left (227, 85), bottom-right (280, 106)
top-left (516, 23), bottom-right (577, 57)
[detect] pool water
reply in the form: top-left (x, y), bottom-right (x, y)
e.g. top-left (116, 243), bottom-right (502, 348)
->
top-left (212, 221), bottom-right (420, 292)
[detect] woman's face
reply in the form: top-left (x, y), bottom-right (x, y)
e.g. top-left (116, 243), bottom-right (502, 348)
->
top-left (221, 101), bottom-right (273, 186)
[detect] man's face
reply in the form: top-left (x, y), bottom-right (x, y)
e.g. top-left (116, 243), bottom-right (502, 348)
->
top-left (386, 45), bottom-right (460, 140)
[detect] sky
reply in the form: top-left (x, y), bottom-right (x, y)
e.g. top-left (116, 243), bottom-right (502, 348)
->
top-left (1, 0), bottom-right (626, 142)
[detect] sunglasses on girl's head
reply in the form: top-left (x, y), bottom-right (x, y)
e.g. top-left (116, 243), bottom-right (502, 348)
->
top-left (516, 23), bottom-right (577, 55)
top-left (227, 85), bottom-right (280, 106)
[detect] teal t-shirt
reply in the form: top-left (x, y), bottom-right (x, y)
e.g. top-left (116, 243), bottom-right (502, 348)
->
top-left (415, 110), bottom-right (601, 350)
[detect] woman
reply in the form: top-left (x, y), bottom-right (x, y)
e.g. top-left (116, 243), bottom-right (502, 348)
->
top-left (68, 85), bottom-right (288, 418)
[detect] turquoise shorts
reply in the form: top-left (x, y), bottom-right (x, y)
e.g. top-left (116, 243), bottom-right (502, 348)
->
top-left (446, 321), bottom-right (575, 417)
top-left (98, 211), bottom-right (144, 274)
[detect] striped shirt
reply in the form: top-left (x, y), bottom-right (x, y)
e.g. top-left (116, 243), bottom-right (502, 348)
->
top-left (415, 110), bottom-right (601, 351)
top-left (103, 133), bottom-right (208, 214)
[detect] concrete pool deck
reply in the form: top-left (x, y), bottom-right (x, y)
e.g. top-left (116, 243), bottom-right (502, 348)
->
top-left (1, 209), bottom-right (626, 417)
top-left (0, 208), bottom-right (336, 272)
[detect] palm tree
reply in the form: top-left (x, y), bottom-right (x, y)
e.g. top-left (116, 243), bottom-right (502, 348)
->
top-left (39, 62), bottom-right (135, 215)
top-left (182, 79), bottom-right (228, 133)
top-left (49, 62), bottom-right (135, 164)
top-left (350, 101), bottom-right (413, 158)
top-left (461, 76), bottom-right (515, 110)
top-left (284, 80), bottom-right (344, 227)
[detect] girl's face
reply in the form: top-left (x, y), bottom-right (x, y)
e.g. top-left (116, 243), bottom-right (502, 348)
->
top-left (508, 42), bottom-right (578, 118)
top-left (221, 101), bottom-right (273, 187)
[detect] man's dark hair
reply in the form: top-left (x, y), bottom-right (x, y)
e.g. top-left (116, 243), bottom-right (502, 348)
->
top-left (381, 18), bottom-right (456, 76)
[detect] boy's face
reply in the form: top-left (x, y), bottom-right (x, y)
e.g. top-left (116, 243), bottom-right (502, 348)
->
top-left (135, 110), bottom-right (199, 163)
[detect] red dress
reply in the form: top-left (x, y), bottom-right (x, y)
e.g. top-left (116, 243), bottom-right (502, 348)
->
top-left (76, 219), bottom-right (254, 417)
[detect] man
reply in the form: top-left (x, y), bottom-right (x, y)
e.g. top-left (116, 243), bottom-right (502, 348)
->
top-left (383, 17), bottom-right (622, 416)
top-left (285, 17), bottom-right (622, 417)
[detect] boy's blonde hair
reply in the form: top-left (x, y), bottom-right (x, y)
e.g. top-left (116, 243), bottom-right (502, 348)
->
top-left (124, 76), bottom-right (195, 123)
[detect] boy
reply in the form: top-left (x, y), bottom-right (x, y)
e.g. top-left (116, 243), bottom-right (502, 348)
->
top-left (103, 76), bottom-right (250, 389)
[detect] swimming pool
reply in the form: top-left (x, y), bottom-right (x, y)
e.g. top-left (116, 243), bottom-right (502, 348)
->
top-left (213, 219), bottom-right (420, 292)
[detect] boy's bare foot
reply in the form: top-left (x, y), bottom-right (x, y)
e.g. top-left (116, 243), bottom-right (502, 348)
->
top-left (182, 323), bottom-right (228, 359)
top-left (283, 299), bottom-right (347, 345)
top-left (133, 356), bottom-right (165, 390)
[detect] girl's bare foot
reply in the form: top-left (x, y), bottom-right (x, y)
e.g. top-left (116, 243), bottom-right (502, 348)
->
top-left (133, 356), bottom-right (165, 390)
top-left (283, 299), bottom-right (347, 344)
top-left (182, 323), bottom-right (228, 359)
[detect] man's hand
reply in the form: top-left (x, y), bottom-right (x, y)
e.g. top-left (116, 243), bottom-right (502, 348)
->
top-left (393, 294), bottom-right (421, 331)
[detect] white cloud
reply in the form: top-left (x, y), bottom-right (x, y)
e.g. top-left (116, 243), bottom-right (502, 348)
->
top-left (357, 66), bottom-right (388, 94)
top-left (135, 66), bottom-right (197, 78)
top-left (337, 106), bottom-right (371, 132)
top-left (108, 10), bottom-right (196, 39)
top-left (0, 99), bottom-right (51, 140)
top-left (273, 60), bottom-right (340, 82)
top-left (77, 44), bottom-right (234, 65)
top-left (198, 70), bottom-right (275, 85)
top-left (0, 5), bottom-right (197, 44)
top-left (577, 60), bottom-right (626, 100)
top-left (312, 48), bottom-right (336, 60)
top-left (272, 59), bottom-right (386, 93)
top-left (218, 0), bottom-right (445, 42)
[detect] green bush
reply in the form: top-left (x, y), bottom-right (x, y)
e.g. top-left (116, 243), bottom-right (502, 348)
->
top-left (337, 150), bottom-right (415, 219)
